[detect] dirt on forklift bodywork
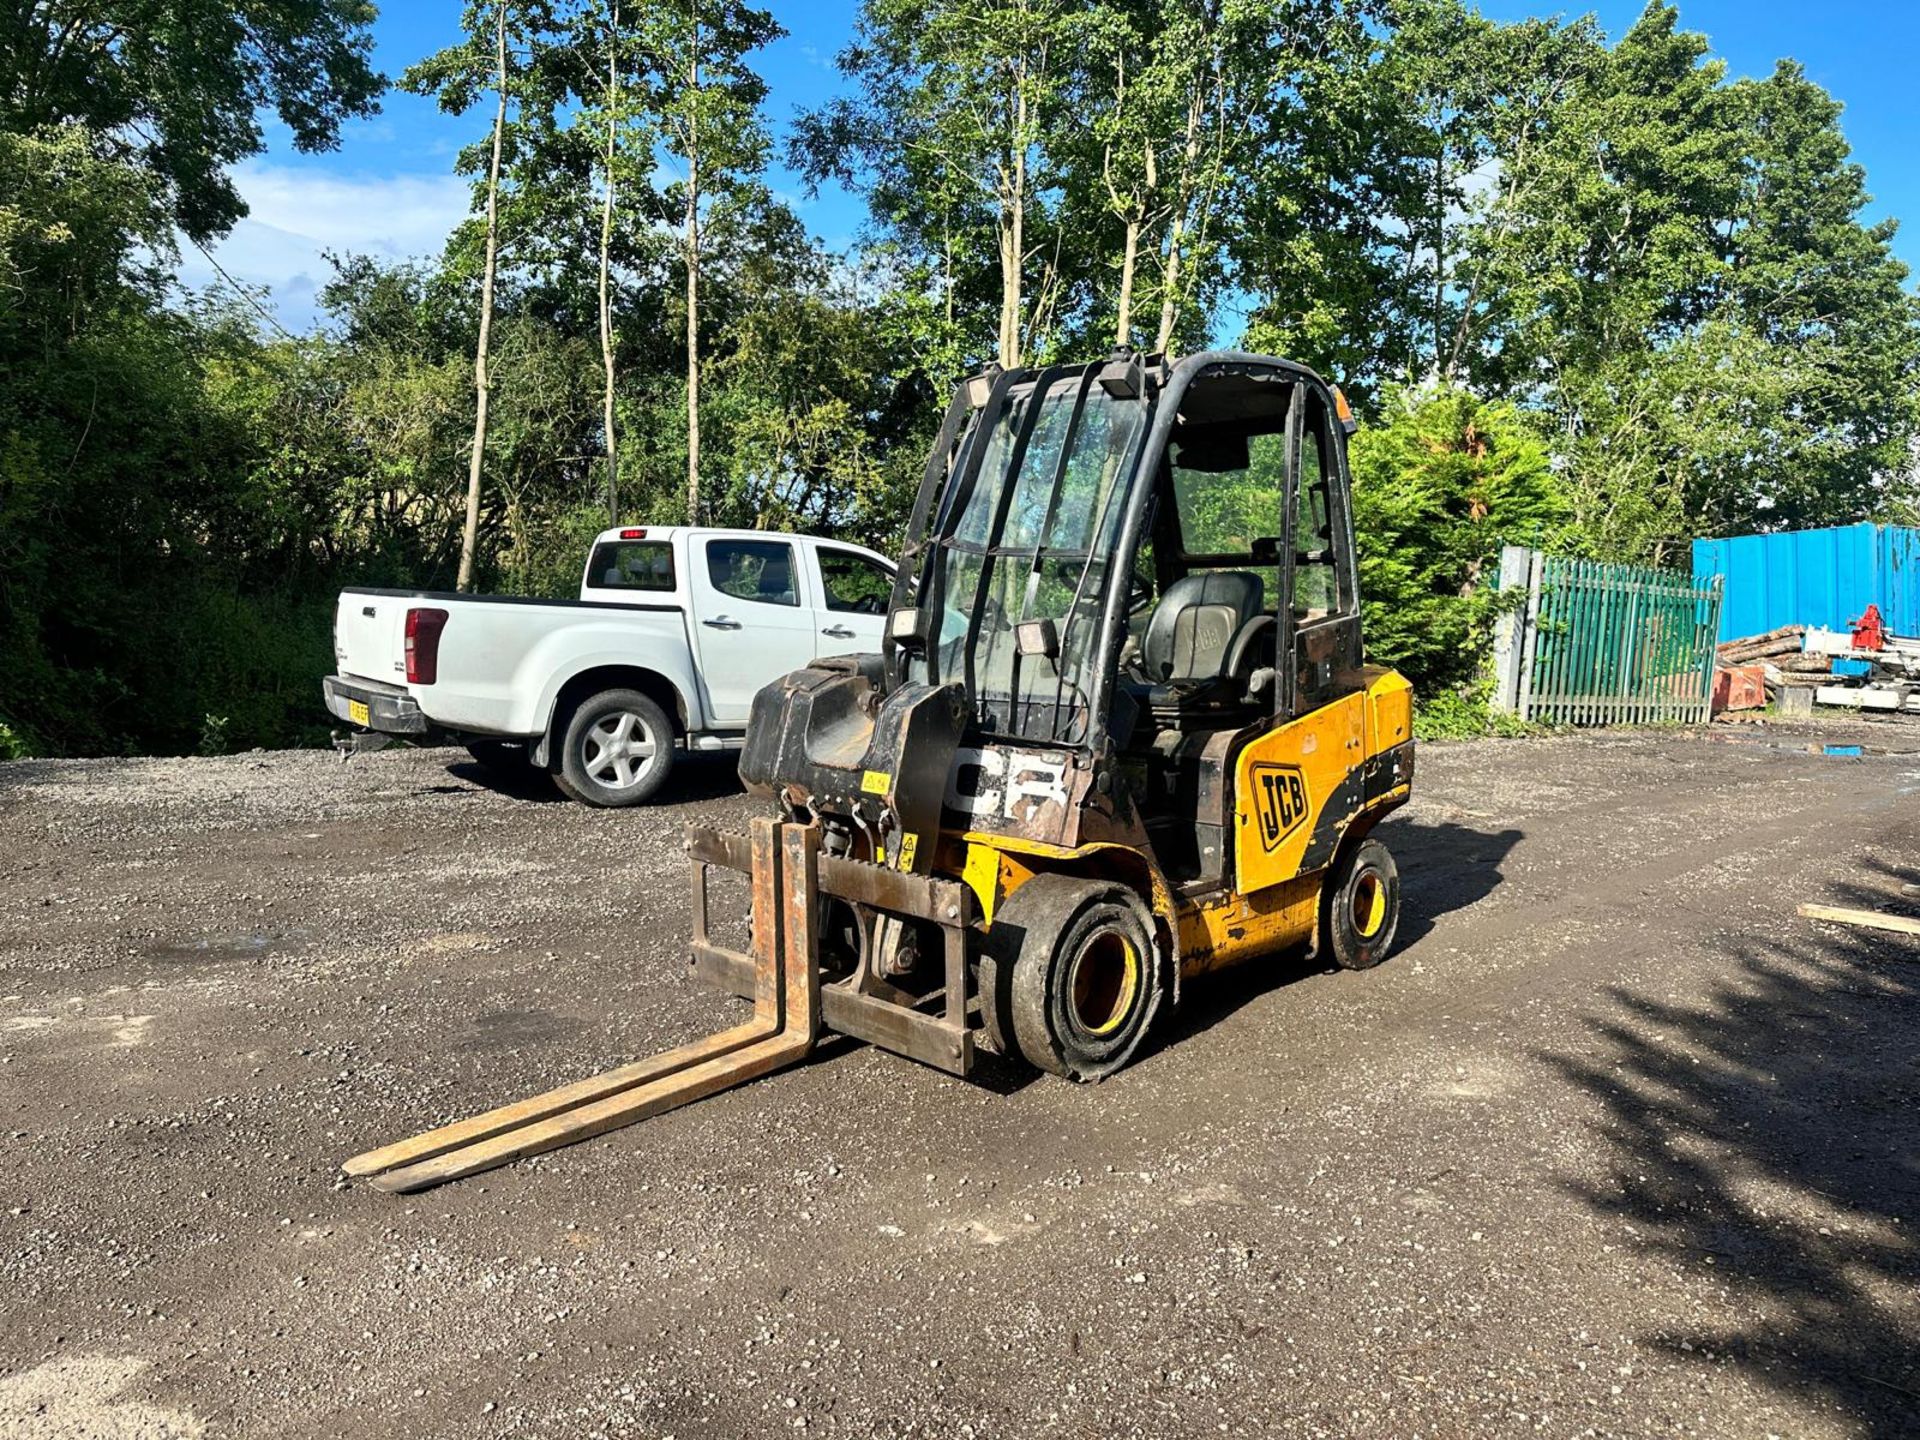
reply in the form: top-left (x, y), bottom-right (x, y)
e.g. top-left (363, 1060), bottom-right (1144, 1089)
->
top-left (345, 350), bottom-right (1413, 1191)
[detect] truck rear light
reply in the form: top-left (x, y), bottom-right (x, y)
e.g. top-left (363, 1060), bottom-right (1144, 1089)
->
top-left (619, 528), bottom-right (647, 539)
top-left (404, 607), bottom-right (449, 685)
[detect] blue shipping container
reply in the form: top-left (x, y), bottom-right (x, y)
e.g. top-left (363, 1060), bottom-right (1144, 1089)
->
top-left (1691, 523), bottom-right (1920, 644)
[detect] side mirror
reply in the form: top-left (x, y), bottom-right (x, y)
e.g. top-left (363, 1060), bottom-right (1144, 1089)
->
top-left (889, 606), bottom-right (932, 652)
top-left (1015, 618), bottom-right (1060, 660)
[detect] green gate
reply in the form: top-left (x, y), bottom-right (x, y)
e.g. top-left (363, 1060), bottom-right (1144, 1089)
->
top-left (1496, 550), bottom-right (1724, 726)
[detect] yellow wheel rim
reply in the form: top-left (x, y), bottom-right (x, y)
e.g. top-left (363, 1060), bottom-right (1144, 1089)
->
top-left (1071, 932), bottom-right (1140, 1037)
top-left (1352, 871), bottom-right (1388, 939)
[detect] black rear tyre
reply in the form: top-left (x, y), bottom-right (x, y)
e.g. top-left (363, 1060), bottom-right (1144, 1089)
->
top-left (988, 875), bottom-right (1163, 1081)
top-left (1321, 836), bottom-right (1400, 971)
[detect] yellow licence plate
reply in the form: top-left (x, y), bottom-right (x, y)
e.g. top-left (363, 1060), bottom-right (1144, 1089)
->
top-left (348, 699), bottom-right (370, 726)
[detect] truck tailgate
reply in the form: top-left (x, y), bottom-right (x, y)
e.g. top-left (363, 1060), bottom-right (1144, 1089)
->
top-left (334, 591), bottom-right (408, 684)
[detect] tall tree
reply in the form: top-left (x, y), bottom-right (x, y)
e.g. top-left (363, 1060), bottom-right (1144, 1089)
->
top-left (596, 0), bottom-right (626, 520)
top-left (796, 0), bottom-right (1088, 370)
top-left (1, 0), bottom-right (382, 241)
top-left (1142, 0), bottom-right (1265, 354)
top-left (1712, 59), bottom-right (1920, 531)
top-left (463, 7), bottom-right (509, 593)
top-left (1074, 0), bottom-right (1277, 353)
top-left (639, 0), bottom-right (782, 524)
top-left (404, 0), bottom-right (563, 590)
top-left (560, 0), bottom-right (665, 522)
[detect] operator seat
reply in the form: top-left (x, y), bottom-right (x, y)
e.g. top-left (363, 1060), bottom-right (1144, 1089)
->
top-left (1140, 570), bottom-right (1272, 723)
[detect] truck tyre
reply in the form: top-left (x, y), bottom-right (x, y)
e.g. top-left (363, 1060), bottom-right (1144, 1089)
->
top-left (554, 689), bottom-right (675, 808)
top-left (464, 738), bottom-right (534, 773)
top-left (1321, 836), bottom-right (1400, 971)
top-left (993, 874), bottom-right (1163, 1082)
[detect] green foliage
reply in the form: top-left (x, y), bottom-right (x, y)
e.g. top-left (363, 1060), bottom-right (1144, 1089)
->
top-left (1349, 386), bottom-right (1568, 694)
top-left (0, 0), bottom-right (382, 242)
top-left (1412, 686), bottom-right (1542, 742)
top-left (198, 715), bottom-right (231, 757)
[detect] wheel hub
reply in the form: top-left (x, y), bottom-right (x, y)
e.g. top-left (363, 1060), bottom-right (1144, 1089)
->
top-left (583, 711), bottom-right (657, 790)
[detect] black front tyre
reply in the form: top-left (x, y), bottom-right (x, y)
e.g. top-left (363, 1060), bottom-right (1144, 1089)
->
top-left (990, 875), bottom-right (1163, 1081)
top-left (553, 689), bottom-right (675, 808)
top-left (1322, 836), bottom-right (1400, 971)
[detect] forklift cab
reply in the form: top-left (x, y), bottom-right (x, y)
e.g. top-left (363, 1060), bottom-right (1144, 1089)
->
top-left (1126, 362), bottom-right (1361, 725)
top-left (880, 351), bottom-right (1378, 888)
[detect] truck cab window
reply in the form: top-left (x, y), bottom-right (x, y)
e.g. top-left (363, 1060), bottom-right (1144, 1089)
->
top-left (708, 539), bottom-right (799, 607)
top-left (588, 540), bottom-right (675, 591)
top-left (818, 548), bottom-right (893, 614)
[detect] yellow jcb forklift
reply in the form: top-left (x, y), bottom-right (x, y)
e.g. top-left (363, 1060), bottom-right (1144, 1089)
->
top-left (345, 351), bottom-right (1413, 1191)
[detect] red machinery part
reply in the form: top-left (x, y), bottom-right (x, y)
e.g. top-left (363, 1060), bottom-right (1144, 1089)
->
top-left (1848, 604), bottom-right (1887, 652)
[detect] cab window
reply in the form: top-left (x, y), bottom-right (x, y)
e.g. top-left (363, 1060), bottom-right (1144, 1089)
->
top-left (1292, 398), bottom-right (1351, 621)
top-left (707, 538), bottom-right (799, 607)
top-left (588, 540), bottom-right (675, 591)
top-left (818, 547), bottom-right (893, 614)
top-left (1168, 427), bottom-right (1286, 611)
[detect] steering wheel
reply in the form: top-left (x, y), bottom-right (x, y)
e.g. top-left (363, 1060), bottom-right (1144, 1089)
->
top-left (1224, 614), bottom-right (1277, 695)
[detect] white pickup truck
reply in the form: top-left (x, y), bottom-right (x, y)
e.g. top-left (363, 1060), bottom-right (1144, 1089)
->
top-left (323, 526), bottom-right (895, 806)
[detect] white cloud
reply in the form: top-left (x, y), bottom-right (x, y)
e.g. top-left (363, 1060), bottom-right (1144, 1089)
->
top-left (174, 160), bottom-right (472, 330)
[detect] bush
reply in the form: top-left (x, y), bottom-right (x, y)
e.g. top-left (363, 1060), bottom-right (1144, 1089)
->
top-left (1350, 386), bottom-right (1571, 697)
top-left (1412, 686), bottom-right (1542, 742)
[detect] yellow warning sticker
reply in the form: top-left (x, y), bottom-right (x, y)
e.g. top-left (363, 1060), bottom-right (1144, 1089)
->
top-left (861, 769), bottom-right (890, 795)
top-left (897, 833), bottom-right (919, 870)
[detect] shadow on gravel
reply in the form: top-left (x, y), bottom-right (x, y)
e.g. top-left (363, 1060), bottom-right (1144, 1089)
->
top-left (440, 759), bottom-right (568, 802)
top-left (444, 751), bottom-right (753, 807)
top-left (1384, 816), bottom-right (1523, 948)
top-left (1544, 924), bottom-right (1920, 1436)
top-left (1148, 816), bottom-right (1522, 1059)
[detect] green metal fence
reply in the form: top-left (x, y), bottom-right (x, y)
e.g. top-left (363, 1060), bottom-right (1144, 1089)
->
top-left (1495, 549), bottom-right (1724, 726)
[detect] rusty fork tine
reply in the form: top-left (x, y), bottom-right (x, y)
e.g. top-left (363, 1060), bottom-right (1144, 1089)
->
top-left (367, 1024), bottom-right (818, 1192)
top-left (340, 1018), bottom-right (774, 1180)
top-left (343, 818), bottom-right (820, 1191)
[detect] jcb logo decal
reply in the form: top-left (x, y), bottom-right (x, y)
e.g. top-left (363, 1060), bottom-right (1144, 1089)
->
top-left (945, 745), bottom-right (1071, 823)
top-left (1250, 762), bottom-right (1309, 852)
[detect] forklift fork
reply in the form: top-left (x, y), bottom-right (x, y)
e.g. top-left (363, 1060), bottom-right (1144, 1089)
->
top-left (341, 817), bottom-right (822, 1193)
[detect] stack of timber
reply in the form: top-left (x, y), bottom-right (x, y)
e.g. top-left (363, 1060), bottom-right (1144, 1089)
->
top-left (1715, 625), bottom-right (1806, 665)
top-left (1711, 626), bottom-right (1827, 714)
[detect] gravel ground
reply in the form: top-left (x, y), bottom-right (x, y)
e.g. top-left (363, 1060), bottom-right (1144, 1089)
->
top-left (0, 720), bottom-right (1916, 1439)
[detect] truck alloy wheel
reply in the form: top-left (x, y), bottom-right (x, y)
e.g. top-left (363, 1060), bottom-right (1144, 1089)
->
top-left (991, 874), bottom-right (1164, 1082)
top-left (555, 689), bottom-right (675, 808)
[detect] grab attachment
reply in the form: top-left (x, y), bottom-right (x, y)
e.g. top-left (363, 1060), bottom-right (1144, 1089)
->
top-left (341, 817), bottom-right (821, 1193)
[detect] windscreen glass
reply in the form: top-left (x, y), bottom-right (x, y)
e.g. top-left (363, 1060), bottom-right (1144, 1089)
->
top-left (922, 371), bottom-right (1146, 742)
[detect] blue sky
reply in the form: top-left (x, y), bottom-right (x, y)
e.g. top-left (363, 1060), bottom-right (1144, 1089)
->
top-left (184, 1), bottom-right (1920, 331)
